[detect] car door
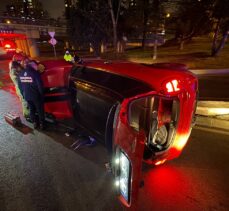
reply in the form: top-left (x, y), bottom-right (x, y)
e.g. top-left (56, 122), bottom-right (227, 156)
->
top-left (113, 94), bottom-right (155, 209)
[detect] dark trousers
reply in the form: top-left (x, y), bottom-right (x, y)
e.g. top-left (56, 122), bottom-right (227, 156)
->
top-left (27, 99), bottom-right (45, 124)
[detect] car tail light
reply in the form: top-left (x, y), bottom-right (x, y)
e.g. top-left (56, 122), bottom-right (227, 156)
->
top-left (162, 79), bottom-right (181, 95)
top-left (4, 44), bottom-right (11, 49)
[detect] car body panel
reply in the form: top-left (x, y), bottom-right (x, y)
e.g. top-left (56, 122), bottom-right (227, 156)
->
top-left (39, 59), bottom-right (198, 208)
top-left (40, 60), bottom-right (72, 119)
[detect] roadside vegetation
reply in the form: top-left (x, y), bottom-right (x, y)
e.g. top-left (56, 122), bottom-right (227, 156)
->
top-left (66, 0), bottom-right (228, 69)
top-left (124, 36), bottom-right (229, 69)
top-left (38, 36), bottom-right (228, 69)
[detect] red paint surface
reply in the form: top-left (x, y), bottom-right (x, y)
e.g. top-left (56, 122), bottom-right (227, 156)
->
top-left (41, 59), bottom-right (197, 209)
top-left (41, 60), bottom-right (72, 119)
top-left (0, 33), bottom-right (26, 39)
top-left (138, 165), bottom-right (192, 210)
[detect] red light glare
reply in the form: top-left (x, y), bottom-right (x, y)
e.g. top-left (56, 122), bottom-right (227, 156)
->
top-left (172, 79), bottom-right (180, 91)
top-left (173, 133), bottom-right (190, 152)
top-left (138, 166), bottom-right (191, 210)
top-left (4, 44), bottom-right (11, 49)
top-left (165, 79), bottom-right (180, 93)
top-left (155, 159), bottom-right (166, 166)
top-left (166, 82), bottom-right (173, 93)
top-left (6, 48), bottom-right (16, 52)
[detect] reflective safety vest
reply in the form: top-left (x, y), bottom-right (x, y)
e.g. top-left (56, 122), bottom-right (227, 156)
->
top-left (64, 54), bottom-right (72, 62)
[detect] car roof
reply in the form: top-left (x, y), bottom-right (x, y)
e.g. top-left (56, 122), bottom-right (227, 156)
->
top-left (82, 59), bottom-right (196, 92)
top-left (42, 60), bottom-right (70, 69)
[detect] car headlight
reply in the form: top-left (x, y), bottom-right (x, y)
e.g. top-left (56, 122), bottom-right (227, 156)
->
top-left (115, 150), bottom-right (131, 203)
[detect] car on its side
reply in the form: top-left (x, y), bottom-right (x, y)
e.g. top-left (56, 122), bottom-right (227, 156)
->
top-left (39, 59), bottom-right (198, 209)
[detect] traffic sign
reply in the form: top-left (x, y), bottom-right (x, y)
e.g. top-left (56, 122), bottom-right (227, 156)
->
top-left (49, 38), bottom-right (57, 46)
top-left (48, 31), bottom-right (55, 38)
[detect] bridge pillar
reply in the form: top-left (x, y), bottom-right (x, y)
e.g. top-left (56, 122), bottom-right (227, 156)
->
top-left (16, 39), bottom-right (26, 55)
top-left (27, 38), bottom-right (40, 58)
top-left (21, 39), bottom-right (30, 56)
top-left (15, 39), bottom-right (23, 51)
top-left (65, 41), bottom-right (69, 49)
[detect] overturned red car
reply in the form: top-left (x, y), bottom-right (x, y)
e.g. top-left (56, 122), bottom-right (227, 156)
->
top-left (40, 59), bottom-right (198, 208)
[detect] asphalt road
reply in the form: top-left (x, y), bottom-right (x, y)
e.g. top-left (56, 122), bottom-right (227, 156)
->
top-left (198, 74), bottom-right (229, 101)
top-left (0, 59), bottom-right (229, 210)
top-left (139, 127), bottom-right (229, 210)
top-left (0, 90), bottom-right (122, 211)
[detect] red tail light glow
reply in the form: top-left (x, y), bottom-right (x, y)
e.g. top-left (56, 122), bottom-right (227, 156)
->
top-left (4, 44), bottom-right (11, 49)
top-left (173, 133), bottom-right (190, 152)
top-left (155, 159), bottom-right (166, 166)
top-left (166, 82), bottom-right (174, 93)
top-left (166, 79), bottom-right (180, 93)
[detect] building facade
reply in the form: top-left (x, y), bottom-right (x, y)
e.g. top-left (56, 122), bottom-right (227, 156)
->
top-left (4, 0), bottom-right (45, 20)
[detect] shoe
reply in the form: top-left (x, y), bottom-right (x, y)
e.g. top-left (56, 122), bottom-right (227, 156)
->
top-left (33, 122), bottom-right (39, 129)
top-left (25, 117), bottom-right (32, 123)
top-left (24, 115), bottom-right (32, 122)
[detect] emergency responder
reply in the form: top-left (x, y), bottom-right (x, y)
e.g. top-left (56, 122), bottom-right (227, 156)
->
top-left (73, 50), bottom-right (83, 64)
top-left (64, 50), bottom-right (73, 62)
top-left (18, 62), bottom-right (45, 130)
top-left (28, 60), bottom-right (45, 73)
top-left (12, 49), bottom-right (28, 64)
top-left (9, 58), bottom-right (30, 119)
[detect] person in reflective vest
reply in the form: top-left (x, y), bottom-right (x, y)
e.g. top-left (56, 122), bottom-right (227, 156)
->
top-left (18, 64), bottom-right (45, 130)
top-left (64, 50), bottom-right (73, 62)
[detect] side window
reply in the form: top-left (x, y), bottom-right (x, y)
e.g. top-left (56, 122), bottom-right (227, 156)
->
top-left (128, 97), bottom-right (153, 132)
top-left (70, 66), bottom-right (86, 77)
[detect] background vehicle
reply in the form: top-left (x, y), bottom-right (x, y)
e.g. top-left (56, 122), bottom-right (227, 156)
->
top-left (0, 44), bottom-right (7, 56)
top-left (40, 59), bottom-right (198, 209)
top-left (0, 40), bottom-right (16, 57)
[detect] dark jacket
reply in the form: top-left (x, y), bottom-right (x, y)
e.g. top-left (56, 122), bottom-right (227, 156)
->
top-left (18, 66), bottom-right (44, 101)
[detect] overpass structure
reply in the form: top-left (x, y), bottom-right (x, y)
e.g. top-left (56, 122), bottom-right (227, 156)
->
top-left (0, 18), bottom-right (67, 58)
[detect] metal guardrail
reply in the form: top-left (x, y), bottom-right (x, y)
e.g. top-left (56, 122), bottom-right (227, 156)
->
top-left (0, 16), bottom-right (67, 27)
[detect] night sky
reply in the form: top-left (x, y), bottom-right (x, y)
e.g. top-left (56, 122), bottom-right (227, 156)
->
top-left (0, 0), bottom-right (65, 18)
top-left (40, 0), bottom-right (65, 18)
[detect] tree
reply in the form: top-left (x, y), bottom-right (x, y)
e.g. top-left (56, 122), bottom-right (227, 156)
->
top-left (68, 0), bottom-right (111, 56)
top-left (211, 0), bottom-right (229, 56)
top-left (119, 0), bottom-right (165, 49)
top-left (170, 0), bottom-right (228, 55)
top-left (108, 0), bottom-right (121, 52)
top-left (141, 0), bottom-right (163, 48)
top-left (174, 0), bottom-right (212, 50)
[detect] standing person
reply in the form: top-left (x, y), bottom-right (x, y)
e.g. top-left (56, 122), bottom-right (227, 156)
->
top-left (64, 50), bottom-right (73, 62)
top-left (9, 61), bottom-right (30, 119)
top-left (18, 63), bottom-right (45, 130)
top-left (73, 50), bottom-right (83, 64)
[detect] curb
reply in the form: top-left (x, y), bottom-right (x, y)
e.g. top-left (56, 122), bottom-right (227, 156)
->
top-left (196, 101), bottom-right (229, 116)
top-left (196, 115), bottom-right (229, 131)
top-left (190, 69), bottom-right (229, 75)
top-left (196, 101), bottom-right (229, 130)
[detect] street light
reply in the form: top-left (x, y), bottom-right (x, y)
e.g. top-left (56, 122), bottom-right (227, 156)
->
top-left (6, 20), bottom-right (11, 24)
top-left (166, 13), bottom-right (170, 18)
